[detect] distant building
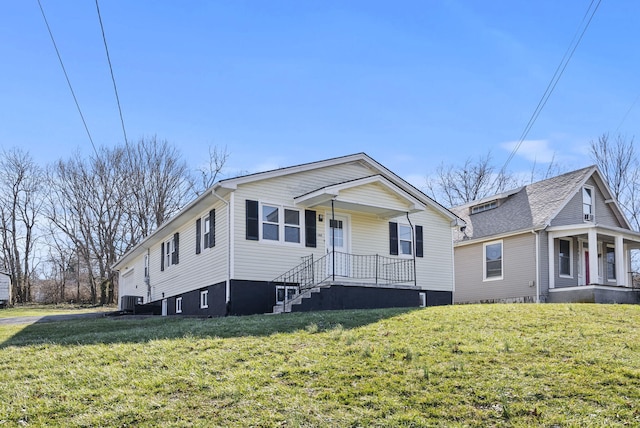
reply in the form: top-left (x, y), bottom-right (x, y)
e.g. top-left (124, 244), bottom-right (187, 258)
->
top-left (452, 166), bottom-right (640, 304)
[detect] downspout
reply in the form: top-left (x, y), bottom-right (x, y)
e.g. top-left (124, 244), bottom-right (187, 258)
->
top-left (331, 198), bottom-right (335, 282)
top-left (406, 213), bottom-right (417, 287)
top-left (212, 190), bottom-right (231, 310)
top-left (146, 247), bottom-right (151, 303)
top-left (532, 230), bottom-right (540, 303)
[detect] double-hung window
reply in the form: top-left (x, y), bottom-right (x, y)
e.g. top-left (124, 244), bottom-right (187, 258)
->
top-left (261, 204), bottom-right (301, 244)
top-left (559, 239), bottom-right (572, 277)
top-left (389, 222), bottom-right (423, 257)
top-left (484, 240), bottom-right (503, 280)
top-left (262, 205), bottom-right (280, 241)
top-left (284, 209), bottom-right (300, 243)
top-left (165, 239), bottom-right (173, 268)
top-left (398, 224), bottom-right (413, 256)
top-left (583, 186), bottom-right (594, 221)
top-left (606, 245), bottom-right (616, 281)
top-left (204, 214), bottom-right (211, 248)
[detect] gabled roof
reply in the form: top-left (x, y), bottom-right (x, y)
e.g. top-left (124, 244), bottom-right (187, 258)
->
top-left (294, 175), bottom-right (426, 218)
top-left (451, 165), bottom-right (631, 243)
top-left (113, 153), bottom-right (462, 270)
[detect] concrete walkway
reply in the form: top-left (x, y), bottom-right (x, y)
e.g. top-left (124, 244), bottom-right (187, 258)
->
top-left (0, 311), bottom-right (114, 326)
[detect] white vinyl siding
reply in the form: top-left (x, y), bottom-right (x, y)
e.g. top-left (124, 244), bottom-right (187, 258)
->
top-left (232, 163), bottom-right (456, 292)
top-left (232, 163), bottom-right (378, 281)
top-left (149, 199), bottom-right (228, 302)
top-left (338, 182), bottom-right (412, 213)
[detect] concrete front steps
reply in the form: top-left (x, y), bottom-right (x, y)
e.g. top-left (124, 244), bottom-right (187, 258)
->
top-left (272, 281), bottom-right (425, 314)
top-left (272, 286), bottom-right (324, 314)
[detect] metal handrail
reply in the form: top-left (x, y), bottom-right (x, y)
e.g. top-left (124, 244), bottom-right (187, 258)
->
top-left (270, 252), bottom-right (416, 297)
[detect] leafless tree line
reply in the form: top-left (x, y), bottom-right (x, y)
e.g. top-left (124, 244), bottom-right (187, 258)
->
top-left (0, 137), bottom-right (227, 305)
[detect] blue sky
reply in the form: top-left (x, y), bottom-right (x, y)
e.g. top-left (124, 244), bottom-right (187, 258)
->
top-left (1, 1), bottom-right (638, 188)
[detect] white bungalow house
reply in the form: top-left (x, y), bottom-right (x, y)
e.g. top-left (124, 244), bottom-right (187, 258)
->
top-left (113, 153), bottom-right (462, 316)
top-left (451, 166), bottom-right (640, 304)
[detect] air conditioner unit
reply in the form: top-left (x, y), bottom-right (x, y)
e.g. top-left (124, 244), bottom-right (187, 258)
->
top-left (584, 213), bottom-right (594, 221)
top-left (121, 295), bottom-right (143, 312)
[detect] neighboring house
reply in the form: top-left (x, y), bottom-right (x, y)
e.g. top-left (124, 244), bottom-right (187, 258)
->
top-left (451, 166), bottom-right (640, 304)
top-left (0, 271), bottom-right (10, 308)
top-left (114, 153), bottom-right (462, 316)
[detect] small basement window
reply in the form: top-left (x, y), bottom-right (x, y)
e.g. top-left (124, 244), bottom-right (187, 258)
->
top-left (275, 286), bottom-right (298, 304)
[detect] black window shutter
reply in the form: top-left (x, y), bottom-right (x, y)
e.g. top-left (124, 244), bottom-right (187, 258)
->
top-left (389, 222), bottom-right (398, 255)
top-left (209, 209), bottom-right (216, 247)
top-left (195, 218), bottom-right (201, 254)
top-left (416, 225), bottom-right (424, 258)
top-left (173, 233), bottom-right (180, 264)
top-left (305, 210), bottom-right (317, 248)
top-left (246, 200), bottom-right (259, 240)
top-left (161, 242), bottom-right (165, 271)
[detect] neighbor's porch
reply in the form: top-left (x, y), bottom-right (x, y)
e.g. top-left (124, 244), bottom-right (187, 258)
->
top-left (547, 224), bottom-right (640, 303)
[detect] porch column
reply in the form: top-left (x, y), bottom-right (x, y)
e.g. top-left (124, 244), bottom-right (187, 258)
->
top-left (615, 235), bottom-right (626, 286)
top-left (588, 228), bottom-right (598, 285)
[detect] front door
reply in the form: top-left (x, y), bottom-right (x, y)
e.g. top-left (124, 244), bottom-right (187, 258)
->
top-left (326, 214), bottom-right (350, 278)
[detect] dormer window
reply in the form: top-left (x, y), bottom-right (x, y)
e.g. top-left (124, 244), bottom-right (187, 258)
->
top-left (583, 186), bottom-right (594, 221)
top-left (471, 200), bottom-right (497, 214)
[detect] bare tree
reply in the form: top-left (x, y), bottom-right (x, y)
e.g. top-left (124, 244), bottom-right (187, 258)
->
top-left (45, 147), bottom-right (131, 304)
top-left (190, 145), bottom-right (229, 196)
top-left (0, 149), bottom-right (43, 303)
top-left (426, 152), bottom-right (518, 207)
top-left (590, 133), bottom-right (640, 230)
top-left (124, 136), bottom-right (192, 240)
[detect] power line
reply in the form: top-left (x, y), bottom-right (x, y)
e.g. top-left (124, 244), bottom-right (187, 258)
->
top-left (496, 0), bottom-right (602, 182)
top-left (37, 0), bottom-right (98, 156)
top-left (615, 92), bottom-right (640, 133)
top-left (95, 0), bottom-right (129, 145)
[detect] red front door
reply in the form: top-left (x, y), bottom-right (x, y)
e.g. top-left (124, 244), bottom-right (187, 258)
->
top-left (585, 251), bottom-right (590, 284)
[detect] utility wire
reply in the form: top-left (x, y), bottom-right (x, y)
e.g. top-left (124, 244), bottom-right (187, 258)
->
top-left (615, 92), bottom-right (640, 133)
top-left (37, 0), bottom-right (98, 156)
top-left (496, 0), bottom-right (602, 183)
top-left (95, 0), bottom-right (128, 145)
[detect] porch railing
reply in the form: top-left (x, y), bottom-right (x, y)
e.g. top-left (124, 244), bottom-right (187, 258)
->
top-left (270, 252), bottom-right (416, 295)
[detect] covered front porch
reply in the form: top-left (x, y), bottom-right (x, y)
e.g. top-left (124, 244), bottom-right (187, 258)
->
top-left (547, 224), bottom-right (640, 303)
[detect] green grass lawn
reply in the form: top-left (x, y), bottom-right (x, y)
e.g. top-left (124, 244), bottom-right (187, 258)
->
top-left (0, 304), bottom-right (638, 427)
top-left (0, 304), bottom-right (115, 318)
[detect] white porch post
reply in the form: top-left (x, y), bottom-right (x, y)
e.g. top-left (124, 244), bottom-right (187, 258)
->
top-left (548, 233), bottom-right (555, 289)
top-left (588, 228), bottom-right (598, 285)
top-left (615, 235), bottom-right (626, 286)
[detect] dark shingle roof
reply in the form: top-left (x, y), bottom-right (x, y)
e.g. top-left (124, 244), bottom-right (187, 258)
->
top-left (451, 166), bottom-right (596, 242)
